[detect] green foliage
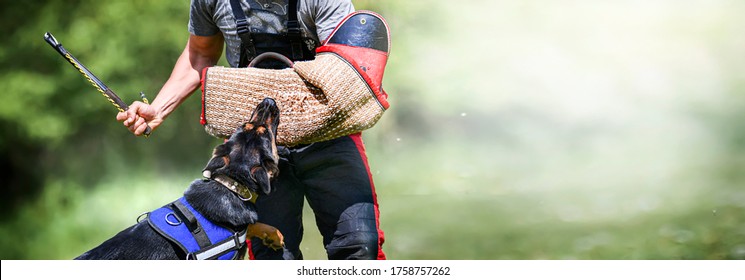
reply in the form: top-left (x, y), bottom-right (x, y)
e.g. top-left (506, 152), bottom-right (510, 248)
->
top-left (1, 0), bottom-right (196, 141)
top-left (0, 0), bottom-right (215, 212)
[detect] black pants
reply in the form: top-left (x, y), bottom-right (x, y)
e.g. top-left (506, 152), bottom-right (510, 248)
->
top-left (248, 133), bottom-right (386, 260)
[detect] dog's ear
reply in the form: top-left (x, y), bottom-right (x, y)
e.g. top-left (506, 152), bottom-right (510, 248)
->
top-left (203, 142), bottom-right (232, 177)
top-left (251, 167), bottom-right (272, 194)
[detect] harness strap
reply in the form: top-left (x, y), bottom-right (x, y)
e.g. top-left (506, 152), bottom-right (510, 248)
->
top-left (286, 0), bottom-right (303, 60)
top-left (229, 0), bottom-right (304, 66)
top-left (190, 230), bottom-right (248, 260)
top-left (172, 200), bottom-right (212, 248)
top-left (147, 198), bottom-right (247, 260)
top-left (229, 0), bottom-right (255, 67)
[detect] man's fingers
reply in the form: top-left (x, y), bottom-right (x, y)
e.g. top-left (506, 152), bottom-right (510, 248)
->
top-left (126, 115), bottom-right (139, 131)
top-left (116, 101), bottom-right (155, 136)
top-left (134, 124), bottom-right (149, 136)
top-left (119, 104), bottom-right (140, 126)
top-left (116, 111), bottom-right (128, 122)
top-left (133, 117), bottom-right (148, 136)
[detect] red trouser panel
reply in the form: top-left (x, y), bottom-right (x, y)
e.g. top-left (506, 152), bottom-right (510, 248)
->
top-left (247, 133), bottom-right (385, 259)
top-left (348, 133), bottom-right (386, 260)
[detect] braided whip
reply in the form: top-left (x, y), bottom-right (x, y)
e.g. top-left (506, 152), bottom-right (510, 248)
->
top-left (44, 32), bottom-right (152, 136)
top-left (62, 52), bottom-right (126, 112)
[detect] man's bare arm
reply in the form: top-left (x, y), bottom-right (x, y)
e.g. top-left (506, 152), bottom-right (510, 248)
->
top-left (117, 34), bottom-right (224, 136)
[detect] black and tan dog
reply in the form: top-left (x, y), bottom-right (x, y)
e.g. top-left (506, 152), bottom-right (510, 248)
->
top-left (76, 98), bottom-right (283, 260)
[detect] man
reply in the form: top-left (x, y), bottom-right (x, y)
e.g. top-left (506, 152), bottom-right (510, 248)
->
top-left (116, 0), bottom-right (386, 260)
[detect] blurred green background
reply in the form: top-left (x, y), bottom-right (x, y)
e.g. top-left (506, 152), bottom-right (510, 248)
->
top-left (2, 0), bottom-right (744, 260)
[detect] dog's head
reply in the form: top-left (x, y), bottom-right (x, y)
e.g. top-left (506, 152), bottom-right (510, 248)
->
top-left (203, 98), bottom-right (280, 195)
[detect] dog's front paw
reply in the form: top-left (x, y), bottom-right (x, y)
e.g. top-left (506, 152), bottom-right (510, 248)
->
top-left (247, 222), bottom-right (285, 251)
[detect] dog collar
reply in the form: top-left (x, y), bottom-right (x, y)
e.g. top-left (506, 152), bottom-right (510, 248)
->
top-left (211, 174), bottom-right (259, 204)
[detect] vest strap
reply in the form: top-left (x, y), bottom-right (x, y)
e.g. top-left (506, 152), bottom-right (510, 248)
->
top-left (286, 0), bottom-right (303, 60)
top-left (172, 200), bottom-right (212, 248)
top-left (229, 0), bottom-right (307, 66)
top-left (229, 0), bottom-right (256, 67)
top-left (189, 230), bottom-right (248, 260)
top-left (147, 197), bottom-right (247, 260)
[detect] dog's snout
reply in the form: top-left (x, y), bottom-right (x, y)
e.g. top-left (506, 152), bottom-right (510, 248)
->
top-left (260, 97), bottom-right (276, 108)
top-left (248, 98), bottom-right (280, 130)
top-left (255, 98), bottom-right (278, 114)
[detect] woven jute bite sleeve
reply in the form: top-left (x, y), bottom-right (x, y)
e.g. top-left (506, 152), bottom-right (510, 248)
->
top-left (201, 52), bottom-right (386, 146)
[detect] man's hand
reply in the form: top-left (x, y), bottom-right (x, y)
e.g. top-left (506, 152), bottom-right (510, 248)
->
top-left (116, 101), bottom-right (162, 136)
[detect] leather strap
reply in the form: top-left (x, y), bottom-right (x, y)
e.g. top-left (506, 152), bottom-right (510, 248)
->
top-left (172, 200), bottom-right (212, 248)
top-left (213, 174), bottom-right (260, 203)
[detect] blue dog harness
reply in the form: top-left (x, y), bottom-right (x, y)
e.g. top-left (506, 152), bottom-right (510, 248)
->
top-left (147, 197), bottom-right (247, 260)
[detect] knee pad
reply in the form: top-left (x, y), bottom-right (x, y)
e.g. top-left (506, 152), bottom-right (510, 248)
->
top-left (326, 202), bottom-right (380, 260)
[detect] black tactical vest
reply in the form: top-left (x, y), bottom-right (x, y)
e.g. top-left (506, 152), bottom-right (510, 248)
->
top-left (229, 0), bottom-right (315, 69)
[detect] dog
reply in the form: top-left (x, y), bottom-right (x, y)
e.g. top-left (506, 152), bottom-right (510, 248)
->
top-left (76, 98), bottom-right (283, 260)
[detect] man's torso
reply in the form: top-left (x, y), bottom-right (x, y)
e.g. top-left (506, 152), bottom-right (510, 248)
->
top-left (189, 0), bottom-right (354, 67)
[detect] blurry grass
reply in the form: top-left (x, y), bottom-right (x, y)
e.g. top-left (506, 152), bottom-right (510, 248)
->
top-left (375, 195), bottom-right (745, 260)
top-left (364, 136), bottom-right (745, 260)
top-left (0, 174), bottom-right (187, 259)
top-left (4, 134), bottom-right (742, 260)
